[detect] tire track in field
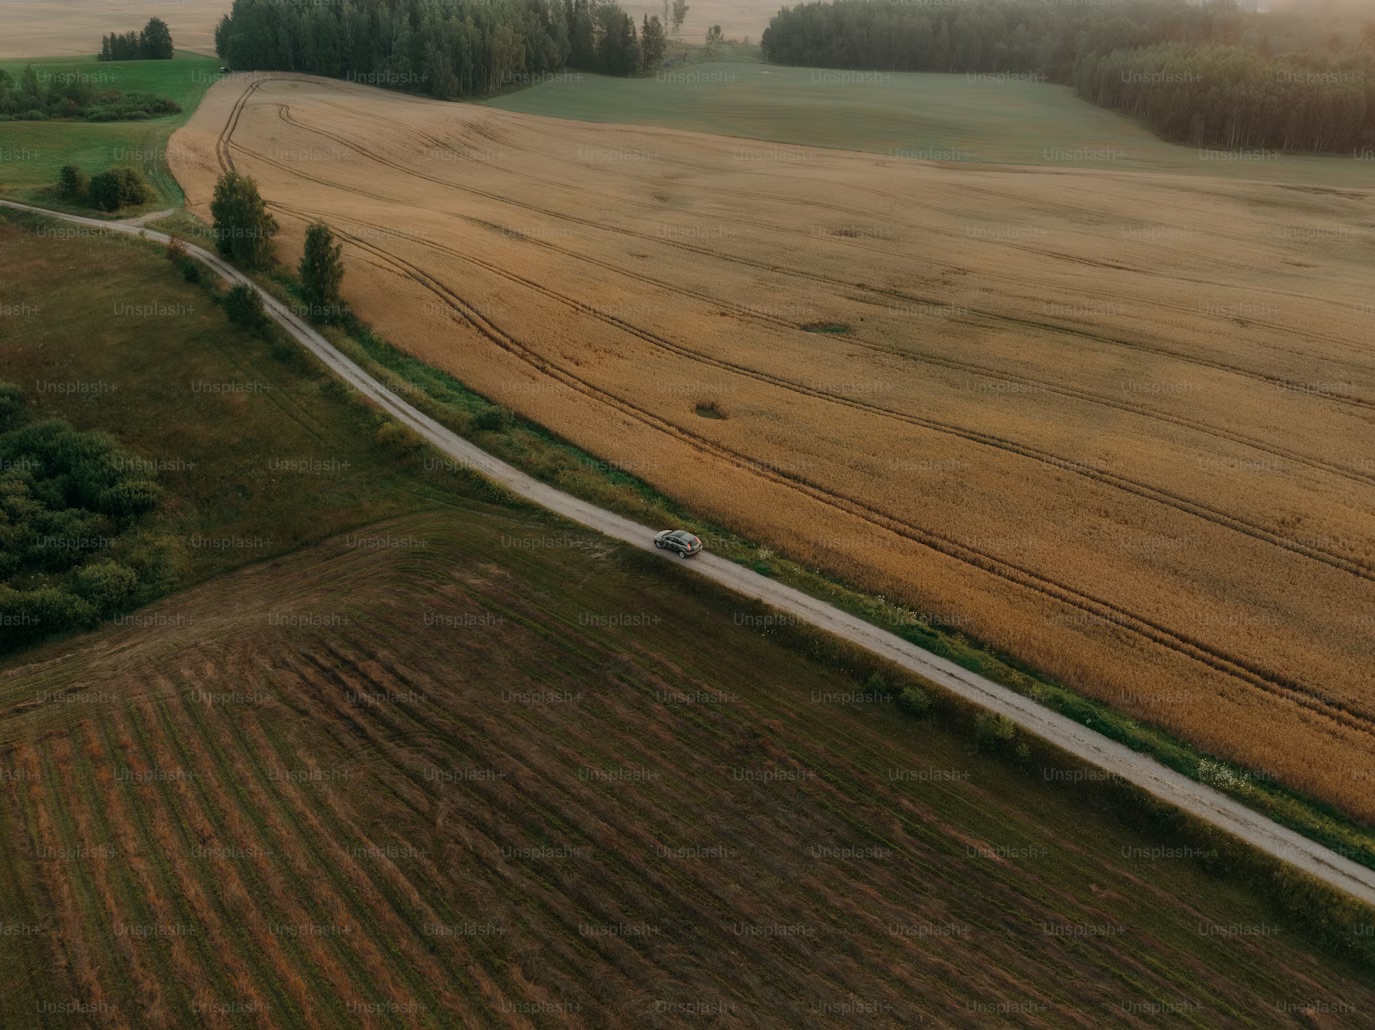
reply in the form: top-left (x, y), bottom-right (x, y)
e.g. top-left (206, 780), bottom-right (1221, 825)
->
top-left (214, 77), bottom-right (262, 174)
top-left (281, 201), bottom-right (1375, 585)
top-left (307, 215), bottom-right (1375, 739)
top-left (406, 106), bottom-right (1375, 373)
top-left (265, 102), bottom-right (1375, 413)
top-left (302, 80), bottom-right (1375, 375)
top-left (297, 97), bottom-right (1372, 393)
top-left (446, 105), bottom-right (1375, 355)
top-left (443, 210), bottom-right (1375, 493)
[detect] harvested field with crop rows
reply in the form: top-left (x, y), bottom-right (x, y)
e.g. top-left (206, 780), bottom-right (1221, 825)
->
top-left (4, 512), bottom-right (1375, 1027)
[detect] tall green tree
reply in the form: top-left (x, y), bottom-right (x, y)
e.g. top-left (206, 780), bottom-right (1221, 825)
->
top-left (139, 17), bottom-right (175, 59)
top-left (57, 164), bottom-right (87, 202)
top-left (641, 15), bottom-right (667, 71)
top-left (670, 0), bottom-right (688, 36)
top-left (210, 171), bottom-right (279, 268)
top-left (597, 6), bottom-right (640, 76)
top-left (299, 222), bottom-right (346, 321)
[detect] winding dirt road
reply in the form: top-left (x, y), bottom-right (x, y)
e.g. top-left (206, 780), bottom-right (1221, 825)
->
top-left (6, 195), bottom-right (1375, 912)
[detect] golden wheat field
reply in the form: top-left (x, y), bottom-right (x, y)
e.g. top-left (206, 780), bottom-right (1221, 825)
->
top-left (169, 75), bottom-right (1375, 822)
top-left (5, 511), bottom-right (1375, 1027)
top-left (0, 1), bottom-right (226, 58)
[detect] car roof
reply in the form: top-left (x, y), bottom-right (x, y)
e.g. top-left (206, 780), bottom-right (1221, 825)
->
top-left (668, 530), bottom-right (698, 541)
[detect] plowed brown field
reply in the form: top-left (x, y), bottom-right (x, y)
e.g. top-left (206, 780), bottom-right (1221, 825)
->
top-left (5, 512), bottom-right (1375, 1026)
top-left (170, 75), bottom-right (1375, 822)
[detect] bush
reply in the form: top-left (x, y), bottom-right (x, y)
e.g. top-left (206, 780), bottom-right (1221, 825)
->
top-left (165, 235), bottom-right (201, 283)
top-left (71, 560), bottom-right (139, 611)
top-left (974, 712), bottom-right (1017, 753)
top-left (0, 384), bottom-right (164, 653)
top-left (376, 421), bottom-right (424, 459)
top-left (222, 283), bottom-right (267, 333)
top-left (99, 479), bottom-right (162, 517)
top-left (57, 163), bottom-right (87, 202)
top-left (896, 686), bottom-right (933, 718)
top-left (86, 165), bottom-right (153, 212)
top-left (472, 406), bottom-right (515, 432)
top-left (0, 382), bottom-right (25, 429)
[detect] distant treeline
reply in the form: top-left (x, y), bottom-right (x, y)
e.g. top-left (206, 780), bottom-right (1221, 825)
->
top-left (760, 0), bottom-right (1375, 153)
top-left (99, 17), bottom-right (175, 60)
top-left (214, 0), bottom-right (668, 98)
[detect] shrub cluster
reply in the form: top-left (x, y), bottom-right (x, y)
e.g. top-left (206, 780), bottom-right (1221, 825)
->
top-left (0, 383), bottom-right (164, 652)
top-left (56, 163), bottom-right (153, 212)
top-left (87, 166), bottom-right (155, 211)
top-left (0, 67), bottom-right (180, 122)
top-left (222, 283), bottom-right (268, 335)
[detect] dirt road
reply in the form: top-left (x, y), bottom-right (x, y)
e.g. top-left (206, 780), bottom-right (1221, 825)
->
top-left (6, 195), bottom-right (1374, 911)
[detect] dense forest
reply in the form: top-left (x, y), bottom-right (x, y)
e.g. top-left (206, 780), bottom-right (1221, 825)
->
top-left (214, 0), bottom-right (664, 97)
top-left (760, 0), bottom-right (1375, 153)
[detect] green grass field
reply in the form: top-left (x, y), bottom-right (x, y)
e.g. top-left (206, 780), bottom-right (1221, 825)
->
top-left (0, 209), bottom-right (498, 596)
top-left (484, 61), bottom-right (1373, 184)
top-left (0, 51), bottom-right (223, 207)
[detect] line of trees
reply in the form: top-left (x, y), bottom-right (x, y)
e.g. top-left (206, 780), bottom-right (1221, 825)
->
top-left (99, 18), bottom-right (174, 61)
top-left (759, 0), bottom-right (1375, 153)
top-left (213, 0), bottom-right (666, 98)
top-left (207, 171), bottom-right (348, 326)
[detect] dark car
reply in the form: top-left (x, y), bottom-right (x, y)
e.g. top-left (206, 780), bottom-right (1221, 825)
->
top-left (654, 529), bottom-right (703, 557)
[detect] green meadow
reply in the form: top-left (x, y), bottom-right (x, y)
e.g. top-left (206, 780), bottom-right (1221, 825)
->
top-left (0, 51), bottom-right (223, 207)
top-left (485, 61), bottom-right (1374, 184)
